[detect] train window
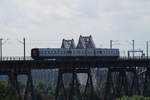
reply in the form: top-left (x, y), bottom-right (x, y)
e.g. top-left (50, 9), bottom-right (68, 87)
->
top-left (78, 51), bottom-right (80, 54)
top-left (116, 51), bottom-right (118, 54)
top-left (32, 50), bottom-right (37, 55)
top-left (99, 51), bottom-right (102, 54)
top-left (68, 51), bottom-right (72, 53)
top-left (42, 51), bottom-right (44, 54)
top-left (101, 51), bottom-right (103, 54)
top-left (103, 51), bottom-right (105, 54)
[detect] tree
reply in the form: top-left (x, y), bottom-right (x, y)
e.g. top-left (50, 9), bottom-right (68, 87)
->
top-left (0, 81), bottom-right (17, 100)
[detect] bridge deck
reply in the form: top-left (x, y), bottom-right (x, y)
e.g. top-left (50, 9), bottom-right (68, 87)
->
top-left (0, 57), bottom-right (150, 69)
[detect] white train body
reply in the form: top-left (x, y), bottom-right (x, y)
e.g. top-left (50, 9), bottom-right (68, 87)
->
top-left (31, 48), bottom-right (119, 60)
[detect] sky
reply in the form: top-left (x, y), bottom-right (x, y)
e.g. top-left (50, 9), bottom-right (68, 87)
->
top-left (0, 0), bottom-right (150, 56)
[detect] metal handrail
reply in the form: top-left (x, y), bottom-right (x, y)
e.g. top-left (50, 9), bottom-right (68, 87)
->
top-left (0, 56), bottom-right (150, 61)
top-left (0, 56), bottom-right (33, 61)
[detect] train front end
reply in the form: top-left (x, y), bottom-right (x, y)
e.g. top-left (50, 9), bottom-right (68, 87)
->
top-left (31, 48), bottom-right (40, 60)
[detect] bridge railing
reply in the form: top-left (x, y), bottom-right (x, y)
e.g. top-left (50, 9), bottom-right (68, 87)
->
top-left (119, 56), bottom-right (150, 60)
top-left (0, 56), bottom-right (150, 61)
top-left (0, 56), bottom-right (33, 61)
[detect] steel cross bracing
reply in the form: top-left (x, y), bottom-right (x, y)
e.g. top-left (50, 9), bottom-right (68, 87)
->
top-left (61, 39), bottom-right (76, 49)
top-left (76, 35), bottom-right (98, 100)
top-left (55, 38), bottom-right (96, 100)
top-left (55, 38), bottom-right (78, 100)
top-left (58, 35), bottom-right (97, 100)
top-left (77, 35), bottom-right (95, 49)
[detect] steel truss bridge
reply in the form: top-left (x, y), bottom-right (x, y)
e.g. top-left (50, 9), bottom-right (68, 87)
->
top-left (0, 35), bottom-right (149, 100)
top-left (0, 57), bottom-right (150, 100)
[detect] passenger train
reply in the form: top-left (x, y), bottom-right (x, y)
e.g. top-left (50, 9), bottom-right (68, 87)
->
top-left (31, 48), bottom-right (120, 60)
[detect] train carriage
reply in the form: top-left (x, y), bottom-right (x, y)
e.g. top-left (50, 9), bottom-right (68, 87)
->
top-left (31, 48), bottom-right (119, 60)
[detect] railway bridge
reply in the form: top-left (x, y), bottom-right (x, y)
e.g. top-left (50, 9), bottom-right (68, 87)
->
top-left (0, 35), bottom-right (149, 100)
top-left (0, 57), bottom-right (150, 100)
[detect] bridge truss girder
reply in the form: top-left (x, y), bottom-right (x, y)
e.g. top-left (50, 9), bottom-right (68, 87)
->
top-left (0, 68), bottom-right (35, 100)
top-left (55, 68), bottom-right (98, 100)
top-left (104, 67), bottom-right (140, 99)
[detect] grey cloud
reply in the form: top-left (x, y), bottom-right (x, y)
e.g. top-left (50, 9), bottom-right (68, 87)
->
top-left (0, 0), bottom-right (150, 56)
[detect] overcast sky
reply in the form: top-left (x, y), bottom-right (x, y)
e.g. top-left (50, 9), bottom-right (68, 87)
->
top-left (0, 0), bottom-right (150, 56)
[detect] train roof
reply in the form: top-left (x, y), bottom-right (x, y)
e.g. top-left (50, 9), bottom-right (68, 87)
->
top-left (32, 48), bottom-right (119, 50)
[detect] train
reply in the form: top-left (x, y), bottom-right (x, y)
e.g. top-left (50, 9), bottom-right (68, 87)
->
top-left (31, 48), bottom-right (120, 60)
